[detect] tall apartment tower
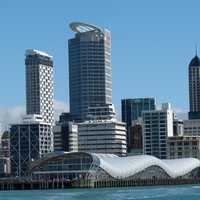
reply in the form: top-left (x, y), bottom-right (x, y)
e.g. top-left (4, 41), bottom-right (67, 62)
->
top-left (68, 22), bottom-right (112, 121)
top-left (142, 103), bottom-right (173, 159)
top-left (188, 54), bottom-right (200, 119)
top-left (121, 98), bottom-right (155, 152)
top-left (25, 49), bottom-right (54, 126)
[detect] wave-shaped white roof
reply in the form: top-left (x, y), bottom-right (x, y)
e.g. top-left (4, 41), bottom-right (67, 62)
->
top-left (92, 153), bottom-right (200, 179)
top-left (31, 152), bottom-right (200, 179)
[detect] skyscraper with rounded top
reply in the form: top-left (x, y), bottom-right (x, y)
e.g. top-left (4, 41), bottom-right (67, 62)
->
top-left (188, 54), bottom-right (200, 119)
top-left (68, 22), bottom-right (112, 121)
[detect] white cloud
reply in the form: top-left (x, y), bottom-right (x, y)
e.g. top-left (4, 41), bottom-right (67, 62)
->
top-left (173, 107), bottom-right (188, 120)
top-left (0, 105), bottom-right (25, 132)
top-left (54, 100), bottom-right (69, 121)
top-left (0, 100), bottom-right (69, 132)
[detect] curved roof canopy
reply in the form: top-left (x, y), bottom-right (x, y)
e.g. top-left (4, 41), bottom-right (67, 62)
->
top-left (69, 22), bottom-right (104, 33)
top-left (30, 152), bottom-right (200, 179)
top-left (189, 55), bottom-right (200, 67)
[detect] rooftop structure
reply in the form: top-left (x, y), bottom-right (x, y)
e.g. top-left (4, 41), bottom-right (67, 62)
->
top-left (69, 22), bottom-right (105, 33)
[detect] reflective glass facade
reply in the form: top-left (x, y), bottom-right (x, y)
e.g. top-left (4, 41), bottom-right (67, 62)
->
top-left (121, 98), bottom-right (155, 151)
top-left (68, 27), bottom-right (112, 121)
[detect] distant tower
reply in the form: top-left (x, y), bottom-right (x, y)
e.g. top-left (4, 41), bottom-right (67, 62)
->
top-left (188, 49), bottom-right (200, 119)
top-left (25, 49), bottom-right (54, 126)
top-left (68, 22), bottom-right (112, 121)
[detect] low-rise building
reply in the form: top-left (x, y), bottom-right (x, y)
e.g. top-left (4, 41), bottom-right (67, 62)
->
top-left (183, 119), bottom-right (200, 136)
top-left (29, 152), bottom-right (200, 183)
top-left (167, 136), bottom-right (200, 159)
top-left (78, 119), bottom-right (127, 156)
top-left (0, 131), bottom-right (11, 176)
top-left (0, 157), bottom-right (10, 177)
top-left (128, 118), bottom-right (143, 155)
top-left (10, 114), bottom-right (52, 177)
top-left (53, 121), bottom-right (78, 152)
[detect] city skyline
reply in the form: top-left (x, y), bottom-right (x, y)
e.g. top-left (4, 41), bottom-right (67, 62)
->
top-left (1, 0), bottom-right (200, 128)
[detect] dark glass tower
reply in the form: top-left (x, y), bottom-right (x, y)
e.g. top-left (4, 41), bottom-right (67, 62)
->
top-left (188, 55), bottom-right (200, 119)
top-left (121, 98), bottom-right (156, 152)
top-left (68, 22), bottom-right (112, 121)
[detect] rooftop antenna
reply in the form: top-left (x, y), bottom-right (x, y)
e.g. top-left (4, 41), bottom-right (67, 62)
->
top-left (195, 44), bottom-right (198, 56)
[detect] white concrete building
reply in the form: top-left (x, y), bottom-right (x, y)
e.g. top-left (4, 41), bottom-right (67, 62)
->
top-left (142, 103), bottom-right (173, 159)
top-left (78, 119), bottom-right (127, 156)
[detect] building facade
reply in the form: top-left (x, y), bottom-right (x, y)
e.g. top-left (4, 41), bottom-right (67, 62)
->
top-left (188, 55), bottom-right (200, 119)
top-left (173, 118), bottom-right (184, 136)
top-left (183, 119), bottom-right (200, 136)
top-left (10, 115), bottom-right (52, 176)
top-left (25, 49), bottom-right (54, 126)
top-left (142, 103), bottom-right (173, 159)
top-left (68, 22), bottom-right (112, 121)
top-left (87, 104), bottom-right (116, 120)
top-left (53, 113), bottom-right (78, 152)
top-left (1, 131), bottom-right (10, 159)
top-left (78, 119), bottom-right (127, 156)
top-left (128, 119), bottom-right (143, 155)
top-left (30, 152), bottom-right (200, 183)
top-left (168, 136), bottom-right (200, 159)
top-left (121, 98), bottom-right (155, 151)
top-left (0, 131), bottom-right (10, 176)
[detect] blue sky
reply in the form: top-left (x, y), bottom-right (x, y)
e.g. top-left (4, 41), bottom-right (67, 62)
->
top-left (0, 0), bottom-right (199, 124)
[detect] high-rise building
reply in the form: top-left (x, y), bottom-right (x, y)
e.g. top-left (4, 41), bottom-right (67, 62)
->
top-left (121, 98), bottom-right (155, 151)
top-left (68, 22), bottom-right (112, 121)
top-left (10, 115), bottom-right (52, 176)
top-left (188, 54), bottom-right (200, 119)
top-left (78, 119), bottom-right (127, 156)
top-left (142, 103), bottom-right (173, 159)
top-left (25, 49), bottom-right (54, 126)
top-left (53, 113), bottom-right (78, 152)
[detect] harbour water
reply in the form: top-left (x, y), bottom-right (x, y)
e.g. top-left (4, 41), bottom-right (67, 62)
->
top-left (0, 185), bottom-right (200, 200)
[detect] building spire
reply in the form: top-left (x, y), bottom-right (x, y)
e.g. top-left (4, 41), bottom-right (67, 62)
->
top-left (195, 44), bottom-right (198, 56)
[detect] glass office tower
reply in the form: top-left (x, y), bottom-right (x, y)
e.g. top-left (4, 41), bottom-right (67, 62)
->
top-left (68, 22), bottom-right (112, 121)
top-left (121, 98), bottom-right (155, 152)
